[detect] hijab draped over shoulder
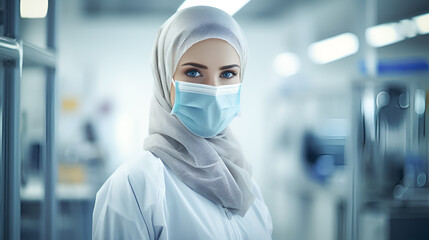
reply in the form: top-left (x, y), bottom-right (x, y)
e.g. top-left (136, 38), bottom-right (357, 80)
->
top-left (143, 6), bottom-right (254, 216)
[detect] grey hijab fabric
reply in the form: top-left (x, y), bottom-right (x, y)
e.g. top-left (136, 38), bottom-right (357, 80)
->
top-left (143, 6), bottom-right (254, 216)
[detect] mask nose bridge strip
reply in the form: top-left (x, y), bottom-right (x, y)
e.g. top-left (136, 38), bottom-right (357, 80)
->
top-left (173, 79), bottom-right (240, 96)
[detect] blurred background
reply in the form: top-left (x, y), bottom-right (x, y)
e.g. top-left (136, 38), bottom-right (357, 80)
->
top-left (1, 0), bottom-right (429, 239)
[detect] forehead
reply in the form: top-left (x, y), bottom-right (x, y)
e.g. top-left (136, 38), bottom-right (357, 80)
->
top-left (178, 38), bottom-right (240, 66)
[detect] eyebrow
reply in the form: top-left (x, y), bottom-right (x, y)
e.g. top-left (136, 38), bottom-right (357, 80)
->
top-left (181, 62), bottom-right (240, 70)
top-left (182, 62), bottom-right (208, 69)
top-left (220, 64), bottom-right (240, 70)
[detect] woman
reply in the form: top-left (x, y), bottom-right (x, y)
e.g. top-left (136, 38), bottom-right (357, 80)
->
top-left (92, 6), bottom-right (273, 239)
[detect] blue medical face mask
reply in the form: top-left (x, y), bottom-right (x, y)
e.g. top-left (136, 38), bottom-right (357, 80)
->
top-left (171, 79), bottom-right (241, 138)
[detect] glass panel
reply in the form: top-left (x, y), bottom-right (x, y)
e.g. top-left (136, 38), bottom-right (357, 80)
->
top-left (20, 13), bottom-right (48, 49)
top-left (20, 66), bottom-right (46, 240)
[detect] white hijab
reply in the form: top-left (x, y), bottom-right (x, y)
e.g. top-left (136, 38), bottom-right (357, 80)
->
top-left (143, 6), bottom-right (254, 216)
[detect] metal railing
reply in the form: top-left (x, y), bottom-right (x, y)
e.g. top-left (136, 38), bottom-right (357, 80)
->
top-left (1, 0), bottom-right (57, 239)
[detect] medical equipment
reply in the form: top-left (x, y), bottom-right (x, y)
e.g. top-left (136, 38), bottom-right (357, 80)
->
top-left (352, 76), bottom-right (429, 240)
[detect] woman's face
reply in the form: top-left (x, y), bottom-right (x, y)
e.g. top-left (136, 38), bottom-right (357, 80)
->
top-left (170, 38), bottom-right (241, 106)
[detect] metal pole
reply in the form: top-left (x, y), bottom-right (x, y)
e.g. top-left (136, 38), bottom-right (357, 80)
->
top-left (349, 1), bottom-right (377, 239)
top-left (4, 0), bottom-right (20, 39)
top-left (43, 0), bottom-right (58, 239)
top-left (364, 0), bottom-right (378, 78)
top-left (2, 61), bottom-right (21, 240)
top-left (0, 68), bottom-right (3, 240)
top-left (2, 0), bottom-right (21, 239)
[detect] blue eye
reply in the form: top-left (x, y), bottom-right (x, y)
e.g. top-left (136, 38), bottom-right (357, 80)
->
top-left (185, 70), bottom-right (201, 78)
top-left (221, 71), bottom-right (235, 79)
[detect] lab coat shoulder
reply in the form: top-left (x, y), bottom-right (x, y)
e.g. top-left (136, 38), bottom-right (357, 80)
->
top-left (92, 151), bottom-right (166, 240)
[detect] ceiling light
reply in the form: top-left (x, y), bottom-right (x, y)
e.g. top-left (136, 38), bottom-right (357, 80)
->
top-left (20, 0), bottom-right (48, 18)
top-left (178, 0), bottom-right (250, 15)
top-left (308, 33), bottom-right (359, 64)
top-left (273, 52), bottom-right (301, 77)
top-left (366, 23), bottom-right (404, 47)
top-left (397, 19), bottom-right (418, 38)
top-left (413, 13), bottom-right (429, 34)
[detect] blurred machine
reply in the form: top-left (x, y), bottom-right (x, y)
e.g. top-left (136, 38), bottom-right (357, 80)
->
top-left (352, 76), bottom-right (429, 240)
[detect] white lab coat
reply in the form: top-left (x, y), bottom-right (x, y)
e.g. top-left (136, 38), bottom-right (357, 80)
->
top-left (92, 151), bottom-right (273, 240)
